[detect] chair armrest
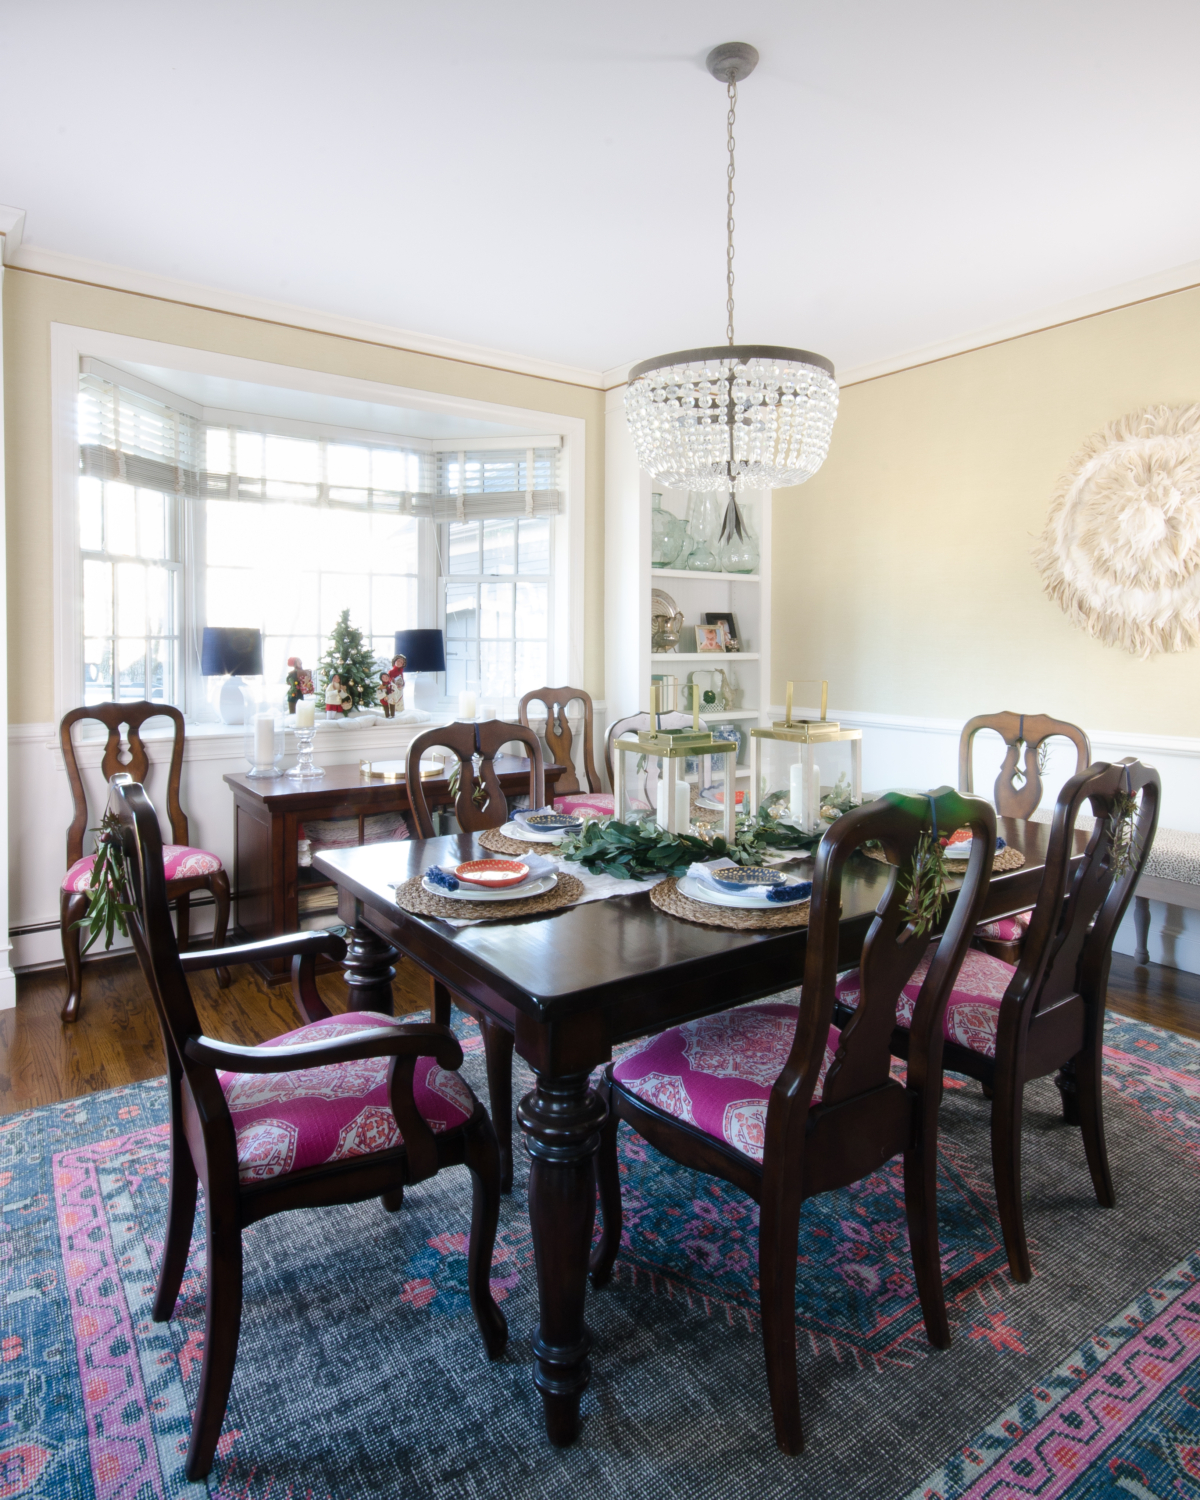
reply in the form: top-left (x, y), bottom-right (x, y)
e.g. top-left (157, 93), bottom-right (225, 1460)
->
top-left (183, 1020), bottom-right (463, 1074)
top-left (179, 929), bottom-right (348, 973)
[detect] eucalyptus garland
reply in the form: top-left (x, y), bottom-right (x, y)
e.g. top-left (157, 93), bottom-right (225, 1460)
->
top-left (558, 818), bottom-right (742, 880)
top-left (72, 812), bottom-right (136, 954)
top-left (898, 830), bottom-right (950, 939)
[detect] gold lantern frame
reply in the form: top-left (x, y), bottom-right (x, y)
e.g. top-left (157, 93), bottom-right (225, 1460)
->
top-left (612, 685), bottom-right (739, 842)
top-left (749, 681), bottom-right (862, 829)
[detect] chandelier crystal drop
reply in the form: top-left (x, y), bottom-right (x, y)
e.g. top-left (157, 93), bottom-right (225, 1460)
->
top-left (625, 43), bottom-right (839, 496)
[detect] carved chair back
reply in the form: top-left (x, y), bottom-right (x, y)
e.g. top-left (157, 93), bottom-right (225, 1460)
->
top-left (779, 789), bottom-right (996, 1140)
top-left (1006, 759), bottom-right (1159, 1027)
top-left (60, 702), bottom-right (189, 867)
top-left (518, 686), bottom-right (601, 798)
top-left (958, 712), bottom-right (1091, 819)
top-left (405, 720), bottom-right (545, 837)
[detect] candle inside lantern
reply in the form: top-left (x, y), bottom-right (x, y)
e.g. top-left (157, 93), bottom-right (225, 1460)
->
top-left (294, 698), bottom-right (315, 729)
top-left (789, 761), bottom-right (804, 821)
top-left (809, 762), bottom-right (821, 831)
top-left (254, 712), bottom-right (275, 768)
top-left (655, 774), bottom-right (691, 833)
top-left (458, 690), bottom-right (476, 721)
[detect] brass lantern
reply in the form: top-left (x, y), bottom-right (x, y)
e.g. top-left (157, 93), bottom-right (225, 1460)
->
top-left (749, 681), bottom-right (862, 831)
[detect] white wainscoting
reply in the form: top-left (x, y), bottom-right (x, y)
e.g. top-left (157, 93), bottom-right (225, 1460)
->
top-left (777, 703), bottom-right (1200, 976)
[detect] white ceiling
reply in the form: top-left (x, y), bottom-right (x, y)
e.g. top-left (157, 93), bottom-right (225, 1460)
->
top-left (5, 0), bottom-right (1200, 380)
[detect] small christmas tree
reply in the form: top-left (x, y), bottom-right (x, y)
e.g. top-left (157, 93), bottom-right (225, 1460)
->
top-left (318, 609), bottom-right (381, 712)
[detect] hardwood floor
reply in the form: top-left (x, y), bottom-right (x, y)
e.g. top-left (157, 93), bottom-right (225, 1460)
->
top-left (0, 949), bottom-right (1195, 1117)
top-left (0, 951), bottom-right (435, 1115)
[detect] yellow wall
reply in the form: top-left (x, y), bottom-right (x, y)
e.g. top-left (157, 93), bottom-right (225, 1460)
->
top-left (772, 285), bottom-right (1200, 737)
top-left (2, 269), bottom-right (605, 723)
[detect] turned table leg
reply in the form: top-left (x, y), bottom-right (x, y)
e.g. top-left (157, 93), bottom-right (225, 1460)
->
top-left (516, 1068), bottom-right (607, 1445)
top-left (343, 920), bottom-right (398, 1015)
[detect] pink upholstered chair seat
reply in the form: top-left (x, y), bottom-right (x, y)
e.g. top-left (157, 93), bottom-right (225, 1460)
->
top-left (835, 946), bottom-right (1016, 1060)
top-left (554, 792), bottom-right (615, 818)
top-left (63, 844), bottom-right (223, 893)
top-left (216, 1012), bottom-right (477, 1183)
top-left (611, 1001), bottom-right (839, 1164)
top-left (977, 909), bottom-right (1033, 943)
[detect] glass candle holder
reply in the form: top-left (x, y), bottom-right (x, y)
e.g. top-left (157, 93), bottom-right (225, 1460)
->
top-left (244, 704), bottom-right (285, 779)
top-left (288, 697), bottom-right (323, 779)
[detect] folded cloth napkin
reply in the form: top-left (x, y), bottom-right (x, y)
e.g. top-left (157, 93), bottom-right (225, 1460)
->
top-left (943, 835), bottom-right (1008, 859)
top-left (690, 858), bottom-right (810, 902)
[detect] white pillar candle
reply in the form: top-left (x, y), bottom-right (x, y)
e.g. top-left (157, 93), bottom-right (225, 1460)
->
top-left (789, 761), bottom-right (805, 820)
top-left (254, 712), bottom-right (275, 767)
top-left (676, 778), bottom-right (691, 833)
top-left (294, 699), bottom-right (315, 729)
top-left (656, 777), bottom-right (669, 831)
top-left (458, 690), bottom-right (477, 720)
top-left (809, 762), bottom-right (821, 832)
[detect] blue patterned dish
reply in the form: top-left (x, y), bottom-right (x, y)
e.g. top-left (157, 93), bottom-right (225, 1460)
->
top-left (711, 865), bottom-right (787, 892)
top-left (517, 811), bottom-right (583, 831)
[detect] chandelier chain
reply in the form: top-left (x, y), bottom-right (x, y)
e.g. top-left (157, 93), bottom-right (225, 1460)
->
top-left (726, 78), bottom-right (737, 346)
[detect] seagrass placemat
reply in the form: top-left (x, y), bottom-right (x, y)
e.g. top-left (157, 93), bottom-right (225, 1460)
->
top-left (478, 827), bottom-right (563, 857)
top-left (394, 872), bottom-right (585, 921)
top-left (650, 876), bottom-right (811, 930)
top-left (862, 844), bottom-right (1026, 872)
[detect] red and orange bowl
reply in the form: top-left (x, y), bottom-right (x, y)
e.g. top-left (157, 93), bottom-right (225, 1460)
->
top-left (453, 858), bottom-right (530, 890)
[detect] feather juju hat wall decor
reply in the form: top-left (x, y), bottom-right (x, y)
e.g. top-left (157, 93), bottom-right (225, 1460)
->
top-left (1035, 404), bottom-right (1200, 657)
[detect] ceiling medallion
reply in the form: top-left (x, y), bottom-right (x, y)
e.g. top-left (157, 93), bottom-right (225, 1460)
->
top-left (625, 42), bottom-right (839, 524)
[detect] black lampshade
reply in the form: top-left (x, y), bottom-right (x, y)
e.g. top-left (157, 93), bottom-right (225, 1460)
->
top-left (393, 629), bottom-right (446, 673)
top-left (201, 626), bottom-right (263, 676)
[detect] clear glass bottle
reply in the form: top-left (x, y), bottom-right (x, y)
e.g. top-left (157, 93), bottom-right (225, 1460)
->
top-left (650, 492), bottom-right (685, 568)
top-left (718, 496), bottom-right (760, 574)
top-left (684, 492), bottom-right (723, 572)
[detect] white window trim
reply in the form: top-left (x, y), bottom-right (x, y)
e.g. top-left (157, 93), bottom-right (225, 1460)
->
top-left (50, 323), bottom-right (586, 729)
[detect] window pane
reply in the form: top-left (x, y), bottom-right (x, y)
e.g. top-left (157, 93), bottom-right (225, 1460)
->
top-left (315, 508), bottom-right (371, 572)
top-left (447, 522), bottom-right (479, 575)
top-left (116, 562), bottom-right (147, 637)
top-left (264, 435), bottom-right (320, 484)
top-left (479, 640), bottom-right (514, 701)
top-left (319, 575), bottom-right (366, 639)
top-left (482, 519), bottom-right (516, 576)
top-left (516, 640), bottom-right (547, 697)
top-left (371, 574), bottom-right (416, 638)
top-left (117, 638), bottom-right (146, 700)
top-left (206, 428), bottom-right (231, 475)
top-left (518, 517), bottom-right (550, 574)
top-left (261, 568), bottom-right (319, 639)
top-left (105, 482), bottom-right (137, 556)
top-left (83, 639), bottom-right (113, 703)
top-left (137, 489), bottom-right (166, 560)
top-left (208, 500), bottom-right (267, 567)
top-left (516, 581), bottom-right (547, 640)
top-left (79, 477), bottom-right (103, 551)
top-left (146, 566), bottom-right (171, 636)
top-left (236, 431), bottom-right (264, 479)
top-left (83, 560), bottom-right (112, 637)
top-left (371, 448), bottom-right (407, 492)
top-left (146, 638), bottom-right (170, 702)
top-left (446, 583), bottom-right (477, 641)
top-left (327, 443), bottom-right (370, 489)
top-left (480, 581), bottom-right (513, 639)
top-left (206, 567), bottom-right (256, 627)
top-left (371, 513), bottom-right (419, 573)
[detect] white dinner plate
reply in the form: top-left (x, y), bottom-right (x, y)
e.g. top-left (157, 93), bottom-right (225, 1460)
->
top-left (499, 819), bottom-right (566, 844)
top-left (678, 875), bottom-right (810, 911)
top-left (421, 872), bottom-right (558, 903)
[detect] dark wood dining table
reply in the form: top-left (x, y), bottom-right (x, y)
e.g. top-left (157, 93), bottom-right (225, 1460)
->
top-left (314, 816), bottom-right (1074, 1446)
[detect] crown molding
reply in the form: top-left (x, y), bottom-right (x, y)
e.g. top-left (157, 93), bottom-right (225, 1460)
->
top-left (0, 206), bottom-right (26, 264)
top-left (8, 240), bottom-right (605, 391)
top-left (600, 258), bottom-right (1200, 394)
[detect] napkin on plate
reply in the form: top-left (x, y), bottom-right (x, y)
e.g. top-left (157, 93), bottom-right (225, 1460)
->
top-left (431, 851), bottom-right (556, 889)
top-left (689, 858), bottom-right (810, 902)
top-left (942, 835), bottom-right (1008, 860)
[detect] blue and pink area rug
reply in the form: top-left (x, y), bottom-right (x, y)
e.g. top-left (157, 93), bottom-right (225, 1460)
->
top-left (0, 1008), bottom-right (1197, 1498)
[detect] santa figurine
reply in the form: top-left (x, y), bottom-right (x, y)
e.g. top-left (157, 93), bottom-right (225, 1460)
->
top-left (324, 672), bottom-right (345, 716)
top-left (382, 653), bottom-right (406, 715)
top-left (379, 670), bottom-right (398, 718)
top-left (285, 657), bottom-right (314, 715)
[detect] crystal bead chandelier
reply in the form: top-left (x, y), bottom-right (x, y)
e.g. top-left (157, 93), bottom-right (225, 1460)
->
top-left (625, 43), bottom-right (839, 509)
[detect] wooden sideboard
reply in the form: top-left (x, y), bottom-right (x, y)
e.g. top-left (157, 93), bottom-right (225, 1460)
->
top-left (223, 756), bottom-right (564, 980)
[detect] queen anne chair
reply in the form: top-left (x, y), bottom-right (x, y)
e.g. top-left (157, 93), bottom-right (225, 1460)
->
top-left (59, 703), bottom-right (231, 1022)
top-left (836, 758), bottom-right (1159, 1284)
top-left (518, 685), bottom-right (612, 818)
top-left (590, 787), bottom-right (997, 1455)
top-left (406, 719), bottom-right (545, 1192)
top-left (959, 712), bottom-right (1091, 962)
top-left (109, 775), bottom-right (507, 1481)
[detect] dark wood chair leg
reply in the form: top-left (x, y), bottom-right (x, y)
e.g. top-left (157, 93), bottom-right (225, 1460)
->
top-left (589, 1077), bottom-right (622, 1288)
top-left (432, 980), bottom-right (452, 1029)
top-left (153, 1070), bottom-right (199, 1322)
top-left (208, 869), bottom-right (232, 988)
top-left (1133, 894), bottom-right (1151, 967)
top-left (1075, 1036), bottom-right (1116, 1209)
top-left (479, 1015), bottom-right (515, 1193)
top-left (1054, 1059), bottom-right (1081, 1126)
top-left (185, 1207), bottom-right (243, 1482)
top-left (903, 1099), bottom-right (950, 1349)
top-left (991, 1067), bottom-right (1033, 1283)
top-left (461, 1113), bottom-right (509, 1360)
top-left (59, 888), bottom-right (88, 1024)
top-left (174, 890), bottom-right (191, 955)
top-left (758, 1167), bottom-right (806, 1455)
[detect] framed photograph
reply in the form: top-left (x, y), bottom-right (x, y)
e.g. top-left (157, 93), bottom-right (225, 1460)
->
top-left (704, 612), bottom-right (740, 652)
top-left (695, 623), bottom-right (725, 654)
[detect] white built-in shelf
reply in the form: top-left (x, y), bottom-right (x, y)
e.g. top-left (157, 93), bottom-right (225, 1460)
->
top-left (653, 652), bottom-right (760, 662)
top-left (701, 709), bottom-right (760, 720)
top-left (652, 569), bottom-right (760, 583)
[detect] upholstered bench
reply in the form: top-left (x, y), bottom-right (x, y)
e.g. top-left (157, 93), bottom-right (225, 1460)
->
top-left (1032, 808), bottom-right (1200, 966)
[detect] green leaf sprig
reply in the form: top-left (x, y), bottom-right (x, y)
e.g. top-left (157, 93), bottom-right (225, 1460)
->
top-left (71, 811), bottom-right (136, 955)
top-left (558, 818), bottom-right (742, 881)
top-left (1109, 790), bottom-right (1140, 880)
top-left (898, 830), bottom-right (949, 939)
